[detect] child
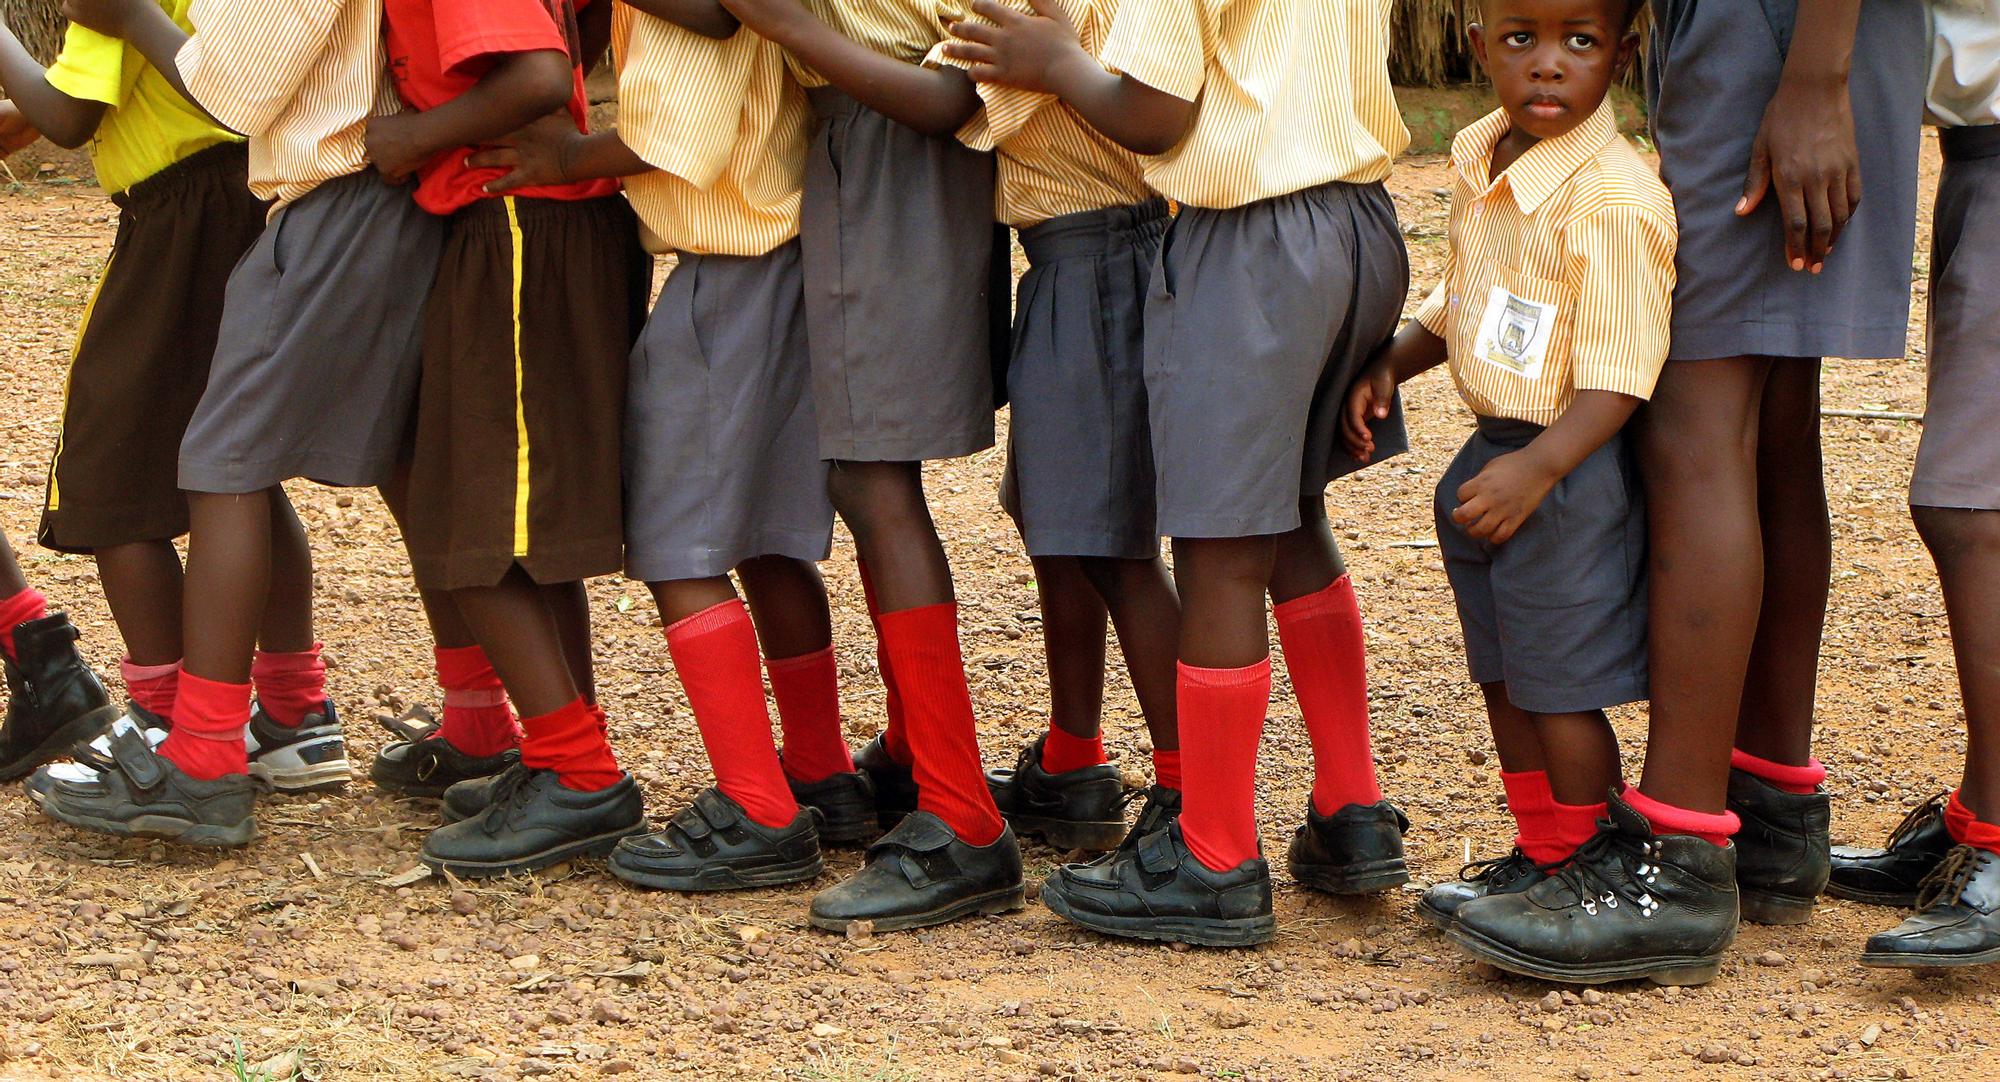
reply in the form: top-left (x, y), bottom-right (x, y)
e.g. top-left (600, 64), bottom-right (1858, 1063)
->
top-left (715, 0), bottom-right (1026, 931)
top-left (44, 0), bottom-right (446, 846)
top-left (0, 532), bottom-right (116, 780)
top-left (1342, 0), bottom-right (1695, 984)
top-left (1830, 0), bottom-right (2000, 970)
top-left (949, 0), bottom-right (1412, 945)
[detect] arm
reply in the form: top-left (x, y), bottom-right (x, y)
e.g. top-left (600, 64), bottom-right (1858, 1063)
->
top-left (623, 0), bottom-right (739, 40)
top-left (0, 21), bottom-right (106, 147)
top-left (1451, 391), bottom-right (1639, 545)
top-left (0, 99), bottom-right (43, 155)
top-left (719, 0), bottom-right (977, 136)
top-left (1736, 0), bottom-right (1861, 274)
top-left (58, 0), bottom-right (230, 129)
top-left (577, 0), bottom-right (616, 69)
top-left (1342, 320), bottom-right (1445, 464)
top-left (464, 121), bottom-right (651, 192)
top-left (365, 49), bottom-right (573, 182)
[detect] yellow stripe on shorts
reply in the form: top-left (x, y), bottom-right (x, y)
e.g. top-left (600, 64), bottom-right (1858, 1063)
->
top-left (505, 198), bottom-right (531, 559)
top-left (46, 249), bottom-right (117, 514)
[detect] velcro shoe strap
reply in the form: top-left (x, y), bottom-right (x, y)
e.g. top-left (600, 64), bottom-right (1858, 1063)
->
top-left (378, 707), bottom-right (439, 743)
top-left (671, 803), bottom-right (717, 841)
top-left (1137, 827), bottom-right (1181, 876)
top-left (867, 811), bottom-right (956, 858)
top-left (108, 728), bottom-right (166, 790)
top-left (691, 788), bottom-right (742, 832)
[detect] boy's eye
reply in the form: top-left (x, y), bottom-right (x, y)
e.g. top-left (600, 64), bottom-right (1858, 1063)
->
top-left (1503, 31), bottom-right (1534, 47)
top-left (1566, 34), bottom-right (1598, 50)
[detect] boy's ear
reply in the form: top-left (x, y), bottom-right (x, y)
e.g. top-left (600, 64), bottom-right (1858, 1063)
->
top-left (1468, 22), bottom-right (1490, 78)
top-left (1614, 29), bottom-right (1641, 80)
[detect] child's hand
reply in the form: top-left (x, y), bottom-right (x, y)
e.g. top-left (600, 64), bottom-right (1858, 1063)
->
top-left (945, 0), bottom-right (1086, 92)
top-left (364, 112), bottom-right (434, 185)
top-left (59, 0), bottom-right (150, 39)
top-left (1452, 451), bottom-right (1559, 545)
top-left (1342, 358), bottom-right (1398, 464)
top-left (0, 101), bottom-right (41, 157)
top-left (464, 114), bottom-right (577, 194)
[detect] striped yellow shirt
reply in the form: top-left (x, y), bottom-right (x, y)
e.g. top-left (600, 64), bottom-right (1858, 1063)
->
top-left (1412, 102), bottom-right (1677, 426)
top-left (928, 0), bottom-right (1152, 227)
top-left (175, 0), bottom-right (402, 209)
top-left (788, 0), bottom-right (967, 88)
top-left (1099, 0), bottom-right (1408, 210)
top-left (614, 7), bottom-right (810, 256)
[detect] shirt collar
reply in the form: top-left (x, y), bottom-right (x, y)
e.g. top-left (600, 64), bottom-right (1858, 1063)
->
top-left (1451, 97), bottom-right (1620, 215)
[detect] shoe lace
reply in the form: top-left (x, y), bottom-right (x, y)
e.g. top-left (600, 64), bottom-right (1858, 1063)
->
top-left (478, 766), bottom-right (536, 832)
top-left (1457, 848), bottom-right (1538, 885)
top-left (1915, 845), bottom-right (1985, 910)
top-left (1549, 827), bottom-right (1659, 916)
top-left (1885, 793), bottom-right (1951, 849)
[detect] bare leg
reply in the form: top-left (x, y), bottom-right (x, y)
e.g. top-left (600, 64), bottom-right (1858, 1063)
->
top-left (1174, 537), bottom-right (1276, 670)
top-left (1480, 683), bottom-right (1546, 775)
top-left (541, 580), bottom-right (596, 707)
top-left (650, 576), bottom-right (740, 626)
top-left (0, 535), bottom-right (28, 596)
top-left (826, 462), bottom-right (954, 610)
top-left (1268, 497), bottom-right (1346, 605)
top-left (258, 488), bottom-right (315, 654)
top-left (94, 540), bottom-right (184, 666)
top-left (737, 555), bottom-right (835, 661)
top-left (1032, 556), bottom-right (1109, 740)
top-left (1533, 709), bottom-right (1622, 807)
top-left (1913, 506), bottom-right (2000, 817)
top-left (182, 489), bottom-right (274, 684)
top-left (1079, 555), bottom-right (1181, 752)
top-left (379, 467), bottom-right (478, 650)
top-left (449, 566), bottom-right (581, 718)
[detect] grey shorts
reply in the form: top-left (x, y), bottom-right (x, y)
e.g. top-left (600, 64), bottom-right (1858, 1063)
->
top-left (1436, 418), bottom-right (1649, 715)
top-left (800, 87), bottom-right (1005, 463)
top-left (1647, 0), bottom-right (1924, 361)
top-left (1000, 199), bottom-right (1168, 560)
top-left (1146, 180), bottom-right (1409, 539)
top-left (179, 172), bottom-right (445, 493)
top-left (624, 240), bottom-right (836, 582)
top-left (1911, 127), bottom-right (2000, 512)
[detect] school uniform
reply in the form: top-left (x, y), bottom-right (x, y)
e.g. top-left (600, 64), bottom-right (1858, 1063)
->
top-left (388, 0), bottom-right (652, 591)
top-left (1099, 0), bottom-right (1411, 539)
top-left (931, 0), bottom-right (1164, 559)
top-left (1647, 0), bottom-right (1925, 362)
top-left (790, 0), bottom-right (1006, 463)
top-left (612, 6), bottom-right (834, 582)
top-left (36, 3), bottom-right (266, 553)
top-left (170, 0), bottom-right (447, 495)
top-left (1415, 102), bottom-right (1676, 714)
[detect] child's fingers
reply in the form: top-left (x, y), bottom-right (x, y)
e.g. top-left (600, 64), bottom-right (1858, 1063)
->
top-left (969, 0), bottom-right (1020, 22)
top-left (1736, 140), bottom-right (1771, 216)
top-left (464, 148), bottom-right (516, 171)
top-left (946, 41), bottom-right (1002, 69)
top-left (481, 169), bottom-right (533, 195)
top-left (951, 19), bottom-right (1002, 45)
top-left (1776, 176), bottom-right (1809, 271)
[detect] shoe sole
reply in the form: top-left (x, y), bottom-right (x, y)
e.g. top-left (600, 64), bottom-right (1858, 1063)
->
top-left (42, 800), bottom-right (256, 848)
top-left (809, 883), bottom-right (1026, 935)
top-left (1039, 880), bottom-right (1276, 947)
top-left (1825, 882), bottom-right (1921, 909)
top-left (805, 808), bottom-right (878, 847)
top-left (1415, 897), bottom-right (1455, 930)
top-left (1739, 887), bottom-right (1818, 925)
top-left (609, 852), bottom-right (826, 893)
top-left (250, 759), bottom-right (352, 795)
top-left (1291, 856), bottom-right (1411, 896)
top-left (1006, 812), bottom-right (1128, 853)
top-left (1446, 922), bottom-right (1723, 987)
top-left (421, 822), bottom-right (647, 879)
top-left (0, 704), bottom-right (123, 783)
top-left (1860, 944), bottom-right (2000, 970)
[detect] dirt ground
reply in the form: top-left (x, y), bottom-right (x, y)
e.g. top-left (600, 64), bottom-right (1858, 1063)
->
top-left (0, 115), bottom-right (1992, 1081)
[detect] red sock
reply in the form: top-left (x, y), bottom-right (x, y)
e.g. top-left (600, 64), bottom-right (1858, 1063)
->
top-left (666, 600), bottom-right (799, 828)
top-left (0, 587), bottom-right (47, 661)
top-left (876, 603), bottom-right (1003, 845)
top-left (857, 558), bottom-right (912, 766)
top-left (1502, 770), bottom-right (1563, 863)
top-left (1730, 747), bottom-right (1826, 794)
top-left (1177, 659), bottom-right (1272, 872)
top-left (120, 658), bottom-right (180, 721)
top-left (157, 669), bottom-right (250, 779)
top-left (767, 646), bottom-right (855, 783)
top-left (1623, 784), bottom-right (1740, 847)
top-left (1041, 726), bottom-right (1106, 774)
top-left (1551, 799), bottom-right (1608, 860)
top-left (1273, 576), bottom-right (1383, 815)
top-left (433, 645), bottom-right (519, 756)
top-left (250, 644), bottom-right (326, 728)
top-left (519, 697), bottom-right (622, 791)
top-left (1153, 748), bottom-right (1183, 791)
top-left (1945, 790), bottom-right (2000, 854)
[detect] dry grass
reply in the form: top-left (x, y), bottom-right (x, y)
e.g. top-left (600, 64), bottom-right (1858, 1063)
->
top-left (0, 0), bottom-right (63, 64)
top-left (1393, 0), bottom-right (1480, 87)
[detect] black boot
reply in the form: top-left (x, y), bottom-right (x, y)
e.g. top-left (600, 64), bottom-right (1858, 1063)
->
top-left (0, 613), bottom-right (119, 782)
top-left (1861, 845), bottom-right (2000, 969)
top-left (1417, 849), bottom-right (1545, 930)
top-left (1041, 821), bottom-right (1274, 947)
top-left (852, 735), bottom-right (918, 830)
top-left (420, 768), bottom-right (645, 877)
top-left (987, 736), bottom-right (1128, 851)
top-left (370, 707), bottom-right (520, 798)
top-left (610, 788), bottom-right (825, 891)
top-left (1447, 792), bottom-right (1739, 986)
top-left (1287, 799), bottom-right (1411, 894)
top-left (783, 762), bottom-right (877, 846)
top-left (1727, 767), bottom-right (1830, 924)
top-left (1828, 794), bottom-right (1955, 908)
top-left (809, 811), bottom-right (1024, 933)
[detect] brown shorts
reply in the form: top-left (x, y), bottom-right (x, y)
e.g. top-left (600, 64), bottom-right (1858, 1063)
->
top-left (38, 142), bottom-right (267, 553)
top-left (404, 195), bottom-right (651, 590)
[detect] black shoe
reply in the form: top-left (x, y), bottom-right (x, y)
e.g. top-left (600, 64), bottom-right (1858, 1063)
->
top-left (809, 811), bottom-right (1024, 934)
top-left (420, 767), bottom-right (645, 878)
top-left (853, 735), bottom-right (917, 830)
top-left (370, 707), bottom-right (520, 798)
top-left (1417, 849), bottom-right (1546, 930)
top-left (1861, 845), bottom-right (2000, 969)
top-left (1287, 799), bottom-right (1411, 894)
top-left (1828, 793), bottom-right (1955, 908)
top-left (0, 613), bottom-right (119, 782)
top-left (25, 702), bottom-right (171, 805)
top-left (244, 701), bottom-right (351, 793)
top-left (784, 761), bottom-right (877, 845)
top-left (986, 736), bottom-right (1128, 851)
top-left (441, 762), bottom-right (528, 823)
top-left (1447, 792), bottom-right (1738, 987)
top-left (41, 727), bottom-right (257, 847)
top-left (610, 787), bottom-right (825, 892)
top-left (1041, 821), bottom-right (1274, 947)
top-left (1727, 767), bottom-right (1830, 925)
top-left (1098, 784), bottom-right (1182, 859)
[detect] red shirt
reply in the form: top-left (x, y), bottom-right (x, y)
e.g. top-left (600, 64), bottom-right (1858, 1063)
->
top-left (384, 0), bottom-right (621, 215)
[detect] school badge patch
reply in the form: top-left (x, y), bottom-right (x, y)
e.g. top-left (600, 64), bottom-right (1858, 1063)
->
top-left (1474, 285), bottom-right (1556, 381)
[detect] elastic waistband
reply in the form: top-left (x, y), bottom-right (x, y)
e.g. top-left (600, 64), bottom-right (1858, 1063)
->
top-left (449, 193), bottom-right (634, 234)
top-left (112, 140), bottom-right (249, 209)
top-left (1473, 416), bottom-right (1547, 446)
top-left (1019, 198), bottom-right (1170, 263)
top-left (1941, 124), bottom-right (2000, 162)
top-left (805, 86), bottom-right (864, 120)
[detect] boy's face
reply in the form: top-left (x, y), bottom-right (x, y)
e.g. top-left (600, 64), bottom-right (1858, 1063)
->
top-left (1471, 0), bottom-right (1638, 141)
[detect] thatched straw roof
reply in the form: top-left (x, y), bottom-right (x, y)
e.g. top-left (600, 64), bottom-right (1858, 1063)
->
top-left (1392, 0), bottom-right (1480, 87)
top-left (1, 0), bottom-right (63, 64)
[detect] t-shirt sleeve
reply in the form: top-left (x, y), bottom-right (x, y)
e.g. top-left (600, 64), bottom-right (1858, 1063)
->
top-left (615, 11), bottom-right (753, 190)
top-left (1412, 275), bottom-right (1452, 339)
top-left (432, 0), bottom-right (571, 75)
top-left (923, 1), bottom-right (1054, 154)
top-left (178, 0), bottom-right (345, 137)
top-left (1100, 0), bottom-right (1205, 103)
top-left (1566, 201), bottom-right (1678, 400)
top-left (45, 24), bottom-right (128, 108)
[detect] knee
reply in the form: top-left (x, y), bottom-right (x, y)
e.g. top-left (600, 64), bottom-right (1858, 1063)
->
top-left (825, 462), bottom-right (921, 528)
top-left (1913, 505), bottom-right (2000, 564)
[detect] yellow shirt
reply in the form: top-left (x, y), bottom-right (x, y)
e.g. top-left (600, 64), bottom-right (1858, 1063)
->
top-left (43, 1), bottom-right (238, 195)
top-left (1099, 0), bottom-right (1408, 210)
top-left (1412, 102), bottom-right (1677, 426)
top-left (789, 0), bottom-right (967, 88)
top-left (928, 0), bottom-right (1152, 227)
top-left (613, 7), bottom-right (810, 257)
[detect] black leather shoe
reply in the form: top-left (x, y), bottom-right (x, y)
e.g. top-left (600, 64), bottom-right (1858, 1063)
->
top-left (41, 727), bottom-right (257, 847)
top-left (0, 613), bottom-right (119, 782)
top-left (809, 811), bottom-right (1024, 933)
top-left (1447, 792), bottom-right (1738, 986)
top-left (420, 768), bottom-right (645, 878)
top-left (987, 736), bottom-right (1127, 851)
top-left (1041, 821), bottom-right (1274, 947)
top-left (1828, 794), bottom-right (1954, 908)
top-left (1099, 784), bottom-right (1182, 858)
top-left (370, 707), bottom-right (520, 799)
top-left (611, 787), bottom-right (824, 891)
top-left (784, 764), bottom-right (876, 845)
top-left (441, 762), bottom-right (527, 823)
top-left (1727, 767), bottom-right (1830, 925)
top-left (1862, 845), bottom-right (2000, 969)
top-left (852, 735), bottom-right (917, 830)
top-left (1287, 799), bottom-right (1411, 894)
top-left (1417, 849), bottom-right (1546, 930)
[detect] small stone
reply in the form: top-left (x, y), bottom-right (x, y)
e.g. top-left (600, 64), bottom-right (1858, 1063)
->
top-left (810, 1023), bottom-right (844, 1038)
top-left (509, 954), bottom-right (542, 972)
top-left (1755, 951), bottom-right (1788, 968)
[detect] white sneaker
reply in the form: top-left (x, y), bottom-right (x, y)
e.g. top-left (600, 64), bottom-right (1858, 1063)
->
top-left (246, 700), bottom-right (351, 792)
top-left (26, 703), bottom-right (170, 805)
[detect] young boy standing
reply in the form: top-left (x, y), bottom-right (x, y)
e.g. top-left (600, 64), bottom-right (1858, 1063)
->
top-left (950, 0), bottom-right (1412, 945)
